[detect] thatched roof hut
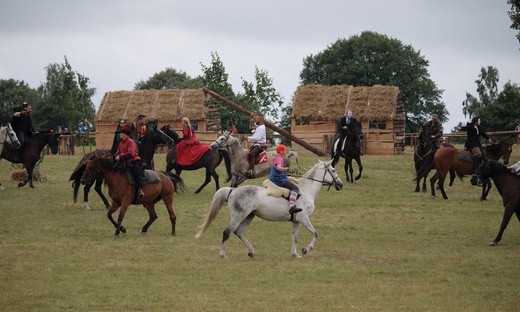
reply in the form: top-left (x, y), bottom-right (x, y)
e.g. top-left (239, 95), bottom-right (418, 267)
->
top-left (291, 84), bottom-right (405, 155)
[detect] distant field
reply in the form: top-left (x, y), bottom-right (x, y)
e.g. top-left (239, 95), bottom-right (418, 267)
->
top-left (0, 145), bottom-right (518, 311)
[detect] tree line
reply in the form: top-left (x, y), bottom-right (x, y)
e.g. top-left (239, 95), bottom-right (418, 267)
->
top-left (1, 31), bottom-right (519, 137)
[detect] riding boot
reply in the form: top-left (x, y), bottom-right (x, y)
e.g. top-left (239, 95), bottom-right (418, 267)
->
top-left (288, 191), bottom-right (302, 214)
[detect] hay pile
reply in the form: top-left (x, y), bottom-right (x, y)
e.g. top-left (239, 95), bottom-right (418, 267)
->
top-left (292, 84), bottom-right (400, 123)
top-left (96, 89), bottom-right (207, 123)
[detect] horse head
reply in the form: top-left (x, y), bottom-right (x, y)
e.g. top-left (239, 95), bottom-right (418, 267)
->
top-left (210, 130), bottom-right (234, 150)
top-left (306, 159), bottom-right (343, 190)
top-left (471, 159), bottom-right (494, 186)
top-left (48, 131), bottom-right (61, 154)
top-left (498, 140), bottom-right (512, 165)
top-left (5, 124), bottom-right (21, 149)
top-left (81, 156), bottom-right (114, 185)
top-left (418, 125), bottom-right (433, 149)
top-left (159, 125), bottom-right (180, 146)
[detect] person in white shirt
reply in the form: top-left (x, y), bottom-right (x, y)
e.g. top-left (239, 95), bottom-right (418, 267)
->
top-left (246, 114), bottom-right (267, 177)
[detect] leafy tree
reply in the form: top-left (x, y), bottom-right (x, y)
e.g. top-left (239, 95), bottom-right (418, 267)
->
top-left (35, 56), bottom-right (96, 131)
top-left (239, 66), bottom-right (284, 121)
top-left (199, 52), bottom-right (240, 131)
top-left (0, 79), bottom-right (40, 126)
top-left (462, 66), bottom-right (499, 119)
top-left (478, 81), bottom-right (520, 131)
top-left (508, 0), bottom-right (520, 48)
top-left (134, 67), bottom-right (203, 90)
top-left (299, 31), bottom-right (447, 133)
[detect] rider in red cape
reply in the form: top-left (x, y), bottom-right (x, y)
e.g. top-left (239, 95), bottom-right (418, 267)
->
top-left (176, 117), bottom-right (210, 166)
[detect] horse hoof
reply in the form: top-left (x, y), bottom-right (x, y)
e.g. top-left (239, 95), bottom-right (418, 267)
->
top-left (219, 254), bottom-right (227, 259)
top-left (489, 241), bottom-right (498, 246)
top-left (141, 232), bottom-right (147, 236)
top-left (302, 248), bottom-right (308, 255)
top-left (113, 235), bottom-right (120, 239)
top-left (248, 252), bottom-right (255, 258)
top-left (120, 227), bottom-right (126, 233)
top-left (17, 183), bottom-right (23, 188)
top-left (293, 254), bottom-right (302, 259)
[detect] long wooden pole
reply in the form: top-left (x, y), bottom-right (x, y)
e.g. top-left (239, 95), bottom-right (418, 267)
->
top-left (203, 87), bottom-right (328, 156)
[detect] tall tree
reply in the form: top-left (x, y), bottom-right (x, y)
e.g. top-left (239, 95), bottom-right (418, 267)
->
top-left (35, 56), bottom-right (96, 131)
top-left (299, 31), bottom-right (447, 133)
top-left (134, 67), bottom-right (203, 90)
top-left (462, 66), bottom-right (500, 119)
top-left (508, 0), bottom-right (520, 48)
top-left (0, 79), bottom-right (40, 126)
top-left (478, 81), bottom-right (520, 131)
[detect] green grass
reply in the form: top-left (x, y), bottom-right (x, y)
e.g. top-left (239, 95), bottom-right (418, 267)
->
top-left (0, 146), bottom-right (519, 311)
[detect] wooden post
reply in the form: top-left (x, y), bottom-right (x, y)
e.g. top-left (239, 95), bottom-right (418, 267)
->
top-left (203, 88), bottom-right (329, 157)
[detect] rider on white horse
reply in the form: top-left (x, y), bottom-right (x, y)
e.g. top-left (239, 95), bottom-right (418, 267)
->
top-left (269, 144), bottom-right (302, 214)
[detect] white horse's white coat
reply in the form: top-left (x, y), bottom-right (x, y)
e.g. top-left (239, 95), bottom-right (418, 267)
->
top-left (196, 159), bottom-right (343, 259)
top-left (0, 124), bottom-right (20, 189)
top-left (508, 160), bottom-right (520, 173)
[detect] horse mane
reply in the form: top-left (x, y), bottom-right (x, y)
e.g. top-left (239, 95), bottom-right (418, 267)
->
top-left (489, 159), bottom-right (519, 178)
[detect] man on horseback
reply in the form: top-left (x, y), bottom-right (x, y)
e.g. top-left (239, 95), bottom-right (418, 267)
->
top-left (10, 102), bottom-right (35, 161)
top-left (423, 114), bottom-right (443, 149)
top-left (130, 114), bottom-right (147, 143)
top-left (333, 109), bottom-right (361, 159)
top-left (269, 144), bottom-right (302, 214)
top-left (115, 124), bottom-right (145, 197)
top-left (456, 116), bottom-right (492, 171)
top-left (246, 114), bottom-right (267, 177)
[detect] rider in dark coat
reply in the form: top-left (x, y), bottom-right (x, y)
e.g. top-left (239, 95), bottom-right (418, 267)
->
top-left (423, 114), bottom-right (443, 149)
top-left (11, 102), bottom-right (36, 160)
top-left (457, 116), bottom-right (491, 169)
top-left (333, 109), bottom-right (361, 158)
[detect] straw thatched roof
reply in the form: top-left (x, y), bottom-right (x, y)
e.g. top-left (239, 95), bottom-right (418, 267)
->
top-left (96, 89), bottom-right (207, 123)
top-left (292, 84), bottom-right (401, 122)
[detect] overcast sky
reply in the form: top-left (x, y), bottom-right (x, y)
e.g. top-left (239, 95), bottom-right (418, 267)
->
top-left (1, 0), bottom-right (519, 131)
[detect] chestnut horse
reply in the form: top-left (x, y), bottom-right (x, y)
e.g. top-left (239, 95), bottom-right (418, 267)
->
top-left (470, 159), bottom-right (519, 246)
top-left (416, 140), bottom-right (512, 200)
top-left (81, 156), bottom-right (185, 237)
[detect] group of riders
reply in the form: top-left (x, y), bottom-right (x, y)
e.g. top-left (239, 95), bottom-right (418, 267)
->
top-left (5, 101), bottom-right (496, 215)
top-left (423, 113), bottom-right (492, 169)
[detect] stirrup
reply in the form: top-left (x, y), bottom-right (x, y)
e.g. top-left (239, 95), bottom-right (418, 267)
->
top-left (289, 207), bottom-right (302, 214)
top-left (246, 169), bottom-right (253, 177)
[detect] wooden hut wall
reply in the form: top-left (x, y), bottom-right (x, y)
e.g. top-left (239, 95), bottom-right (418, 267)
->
top-left (94, 89), bottom-right (218, 150)
top-left (291, 84), bottom-right (405, 155)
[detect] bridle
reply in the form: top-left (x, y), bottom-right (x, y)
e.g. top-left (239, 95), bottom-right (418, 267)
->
top-left (212, 131), bottom-right (232, 149)
top-left (1, 124), bottom-right (20, 148)
top-left (301, 163), bottom-right (342, 190)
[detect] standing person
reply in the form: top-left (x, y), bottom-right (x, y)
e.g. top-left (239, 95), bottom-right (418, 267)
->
top-left (246, 114), bottom-right (267, 177)
top-left (333, 109), bottom-right (360, 158)
top-left (269, 144), bottom-right (302, 214)
top-left (130, 114), bottom-right (147, 142)
top-left (456, 116), bottom-right (492, 169)
top-left (10, 102), bottom-right (35, 160)
top-left (115, 124), bottom-right (145, 197)
top-left (423, 114), bottom-right (443, 149)
top-left (111, 119), bottom-right (126, 155)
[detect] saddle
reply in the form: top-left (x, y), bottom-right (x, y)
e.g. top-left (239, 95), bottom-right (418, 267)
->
top-left (456, 149), bottom-right (474, 163)
top-left (262, 177), bottom-right (300, 199)
top-left (125, 170), bottom-right (160, 186)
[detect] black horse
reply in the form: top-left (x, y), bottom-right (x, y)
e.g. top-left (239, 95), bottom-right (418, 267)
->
top-left (414, 125), bottom-right (456, 192)
top-left (1, 131), bottom-right (60, 187)
top-left (471, 159), bottom-right (519, 246)
top-left (331, 122), bottom-right (362, 183)
top-left (70, 120), bottom-right (172, 209)
top-left (161, 125), bottom-right (232, 193)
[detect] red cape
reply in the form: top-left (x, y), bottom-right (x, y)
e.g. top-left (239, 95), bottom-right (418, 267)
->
top-left (177, 142), bottom-right (210, 166)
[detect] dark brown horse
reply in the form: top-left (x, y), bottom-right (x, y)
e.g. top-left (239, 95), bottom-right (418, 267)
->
top-left (162, 125), bottom-right (232, 194)
top-left (81, 156), bottom-right (185, 237)
top-left (413, 125), bottom-right (455, 192)
top-left (416, 141), bottom-right (513, 200)
top-left (470, 159), bottom-right (519, 246)
top-left (1, 131), bottom-right (60, 187)
top-left (331, 122), bottom-right (362, 183)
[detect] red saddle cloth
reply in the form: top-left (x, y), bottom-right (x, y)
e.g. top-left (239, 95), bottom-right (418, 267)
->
top-left (177, 143), bottom-right (210, 166)
top-left (246, 150), bottom-right (268, 165)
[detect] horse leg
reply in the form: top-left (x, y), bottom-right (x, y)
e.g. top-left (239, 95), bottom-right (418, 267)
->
top-left (481, 179), bottom-right (492, 201)
top-left (291, 222), bottom-right (302, 259)
top-left (141, 204), bottom-right (158, 234)
top-left (448, 169), bottom-right (456, 187)
top-left (347, 160), bottom-right (354, 183)
top-left (299, 216), bottom-right (318, 257)
top-left (83, 182), bottom-right (94, 209)
top-left (107, 202), bottom-right (126, 236)
top-left (220, 215), bottom-right (246, 258)
top-left (234, 213), bottom-right (255, 258)
top-left (429, 171), bottom-right (441, 198)
top-left (94, 177), bottom-right (110, 209)
top-left (437, 174), bottom-right (448, 200)
top-left (162, 193), bottom-right (176, 236)
top-left (343, 160), bottom-right (350, 183)
top-left (194, 168), bottom-right (214, 194)
top-left (490, 204), bottom-right (515, 246)
top-left (354, 156), bottom-right (362, 181)
top-left (114, 204), bottom-right (130, 237)
top-left (422, 175), bottom-right (428, 192)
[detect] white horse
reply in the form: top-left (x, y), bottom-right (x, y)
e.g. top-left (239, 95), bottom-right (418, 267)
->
top-left (508, 160), bottom-right (520, 174)
top-left (0, 124), bottom-right (21, 189)
top-left (210, 130), bottom-right (299, 187)
top-left (195, 159), bottom-right (343, 259)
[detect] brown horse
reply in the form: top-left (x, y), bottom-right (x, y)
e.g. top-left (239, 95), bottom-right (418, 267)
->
top-left (80, 156), bottom-right (185, 237)
top-left (416, 141), bottom-right (513, 200)
top-left (470, 159), bottom-right (519, 246)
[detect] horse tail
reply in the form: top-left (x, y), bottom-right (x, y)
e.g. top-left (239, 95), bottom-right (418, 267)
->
top-left (219, 149), bottom-right (232, 182)
top-left (70, 164), bottom-right (86, 203)
top-left (161, 171), bottom-right (186, 193)
top-left (195, 187), bottom-right (233, 239)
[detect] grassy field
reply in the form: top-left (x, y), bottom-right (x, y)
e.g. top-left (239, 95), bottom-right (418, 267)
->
top-left (0, 145), bottom-right (518, 311)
